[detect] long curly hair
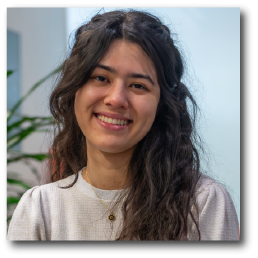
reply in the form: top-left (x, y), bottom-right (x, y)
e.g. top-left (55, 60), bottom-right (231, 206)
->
top-left (49, 9), bottom-right (202, 240)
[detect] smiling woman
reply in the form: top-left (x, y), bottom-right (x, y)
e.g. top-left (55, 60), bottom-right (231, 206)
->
top-left (7, 9), bottom-right (239, 241)
top-left (75, 39), bottom-right (160, 191)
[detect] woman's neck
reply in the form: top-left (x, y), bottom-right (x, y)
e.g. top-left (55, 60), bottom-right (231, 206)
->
top-left (82, 142), bottom-right (135, 190)
top-left (82, 167), bottom-right (127, 190)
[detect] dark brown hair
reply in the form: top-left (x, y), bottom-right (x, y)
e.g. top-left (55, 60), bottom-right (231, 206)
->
top-left (49, 9), bottom-right (202, 240)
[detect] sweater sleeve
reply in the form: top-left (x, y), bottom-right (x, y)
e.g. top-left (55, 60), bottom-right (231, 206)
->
top-left (7, 186), bottom-right (46, 241)
top-left (188, 178), bottom-right (239, 241)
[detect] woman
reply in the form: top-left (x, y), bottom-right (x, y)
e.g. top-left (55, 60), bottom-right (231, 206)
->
top-left (7, 10), bottom-right (239, 241)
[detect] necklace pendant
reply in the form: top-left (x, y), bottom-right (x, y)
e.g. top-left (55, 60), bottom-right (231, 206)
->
top-left (108, 213), bottom-right (115, 221)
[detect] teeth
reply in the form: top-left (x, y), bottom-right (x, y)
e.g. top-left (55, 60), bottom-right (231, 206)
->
top-left (97, 114), bottom-right (129, 126)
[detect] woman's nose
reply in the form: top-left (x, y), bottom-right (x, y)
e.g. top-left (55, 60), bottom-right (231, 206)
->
top-left (103, 81), bottom-right (129, 109)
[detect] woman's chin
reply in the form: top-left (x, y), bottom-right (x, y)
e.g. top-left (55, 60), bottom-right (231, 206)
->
top-left (95, 142), bottom-right (136, 154)
top-left (99, 146), bottom-right (130, 154)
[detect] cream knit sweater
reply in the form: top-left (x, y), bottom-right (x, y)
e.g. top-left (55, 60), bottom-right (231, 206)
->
top-left (7, 170), bottom-right (239, 241)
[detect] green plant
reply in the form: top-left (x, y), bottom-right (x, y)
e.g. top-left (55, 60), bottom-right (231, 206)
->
top-left (7, 66), bottom-right (62, 224)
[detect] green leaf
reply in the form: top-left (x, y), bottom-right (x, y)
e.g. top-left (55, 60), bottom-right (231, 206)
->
top-left (6, 127), bottom-right (36, 151)
top-left (7, 111), bottom-right (11, 120)
top-left (7, 127), bottom-right (49, 150)
top-left (7, 196), bottom-right (20, 206)
top-left (7, 178), bottom-right (31, 190)
top-left (7, 116), bottom-right (53, 133)
top-left (7, 216), bottom-right (12, 223)
top-left (7, 136), bottom-right (21, 149)
top-left (7, 64), bottom-right (62, 123)
top-left (7, 70), bottom-right (13, 77)
top-left (7, 153), bottom-right (49, 164)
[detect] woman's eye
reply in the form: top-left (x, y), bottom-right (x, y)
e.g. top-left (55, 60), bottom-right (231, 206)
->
top-left (94, 76), bottom-right (146, 90)
top-left (131, 84), bottom-right (146, 90)
top-left (95, 76), bottom-right (108, 82)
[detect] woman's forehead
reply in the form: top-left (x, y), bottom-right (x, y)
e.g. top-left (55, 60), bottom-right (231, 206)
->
top-left (97, 39), bottom-right (158, 83)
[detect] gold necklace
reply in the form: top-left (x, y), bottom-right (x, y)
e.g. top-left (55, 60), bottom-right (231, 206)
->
top-left (85, 168), bottom-right (127, 221)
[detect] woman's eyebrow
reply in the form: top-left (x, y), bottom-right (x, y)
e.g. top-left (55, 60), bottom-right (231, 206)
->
top-left (95, 64), bottom-right (155, 86)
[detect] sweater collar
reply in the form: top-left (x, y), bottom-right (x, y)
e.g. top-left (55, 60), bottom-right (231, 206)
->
top-left (76, 168), bottom-right (128, 201)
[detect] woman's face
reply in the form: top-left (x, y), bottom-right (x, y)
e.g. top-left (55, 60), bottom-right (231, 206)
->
top-left (74, 39), bottom-right (160, 154)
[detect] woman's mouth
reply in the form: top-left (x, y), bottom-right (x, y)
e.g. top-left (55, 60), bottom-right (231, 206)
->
top-left (94, 113), bottom-right (132, 126)
top-left (94, 113), bottom-right (132, 131)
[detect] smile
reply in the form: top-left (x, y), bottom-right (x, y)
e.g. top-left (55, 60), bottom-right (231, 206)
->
top-left (96, 114), bottom-right (131, 126)
top-left (94, 114), bottom-right (132, 131)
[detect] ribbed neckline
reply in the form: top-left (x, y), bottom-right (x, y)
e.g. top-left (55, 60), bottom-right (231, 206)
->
top-left (75, 168), bottom-right (128, 201)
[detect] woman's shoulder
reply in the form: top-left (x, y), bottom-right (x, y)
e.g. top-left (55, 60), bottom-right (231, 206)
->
top-left (7, 173), bottom-right (79, 240)
top-left (189, 173), bottom-right (239, 240)
top-left (195, 174), bottom-right (230, 196)
top-left (192, 174), bottom-right (235, 216)
top-left (17, 173), bottom-right (78, 205)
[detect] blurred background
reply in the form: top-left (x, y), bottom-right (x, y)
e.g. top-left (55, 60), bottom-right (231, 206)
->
top-left (7, 7), bottom-right (240, 221)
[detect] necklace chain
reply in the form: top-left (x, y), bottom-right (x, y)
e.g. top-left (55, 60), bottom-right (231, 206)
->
top-left (85, 168), bottom-right (127, 221)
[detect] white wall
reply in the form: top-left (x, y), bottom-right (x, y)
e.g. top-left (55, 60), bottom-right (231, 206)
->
top-left (7, 8), bottom-right (67, 185)
top-left (66, 7), bottom-right (240, 221)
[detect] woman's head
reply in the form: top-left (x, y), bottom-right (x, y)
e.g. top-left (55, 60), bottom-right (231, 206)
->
top-left (50, 10), bottom-right (201, 240)
top-left (74, 39), bottom-right (160, 154)
top-left (51, 10), bottom-right (189, 156)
